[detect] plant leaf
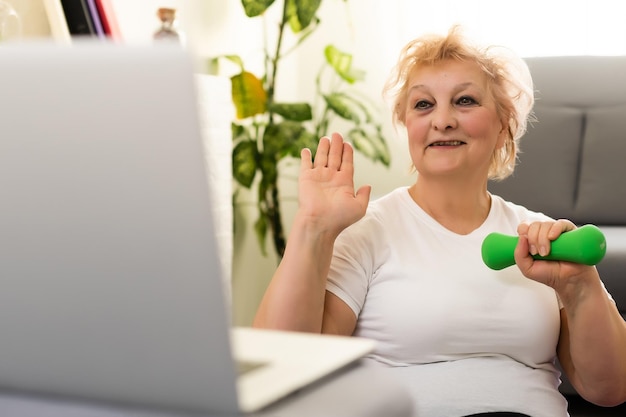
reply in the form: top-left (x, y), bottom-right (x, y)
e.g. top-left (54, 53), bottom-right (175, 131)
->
top-left (254, 214), bottom-right (268, 256)
top-left (222, 54), bottom-right (245, 70)
top-left (340, 91), bottom-right (377, 123)
top-left (262, 121), bottom-right (302, 158)
top-left (206, 57), bottom-right (219, 75)
top-left (241, 0), bottom-right (275, 17)
top-left (289, 128), bottom-right (318, 158)
top-left (231, 122), bottom-right (249, 144)
top-left (287, 0), bottom-right (322, 32)
top-left (348, 128), bottom-right (391, 167)
top-left (231, 71), bottom-right (267, 119)
top-left (269, 102), bottom-right (313, 121)
top-left (232, 139), bottom-right (258, 187)
top-left (259, 153), bottom-right (279, 186)
top-left (323, 92), bottom-right (361, 123)
top-left (324, 45), bottom-right (365, 84)
top-left (206, 55), bottom-right (245, 75)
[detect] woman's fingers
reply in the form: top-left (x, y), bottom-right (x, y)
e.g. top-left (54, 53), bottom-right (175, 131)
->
top-left (327, 132), bottom-right (345, 171)
top-left (355, 184), bottom-right (372, 209)
top-left (312, 133), bottom-right (347, 171)
top-left (313, 136), bottom-right (331, 168)
top-left (517, 219), bottom-right (577, 257)
top-left (525, 222), bottom-right (553, 256)
top-left (339, 140), bottom-right (354, 174)
top-left (300, 147), bottom-right (313, 172)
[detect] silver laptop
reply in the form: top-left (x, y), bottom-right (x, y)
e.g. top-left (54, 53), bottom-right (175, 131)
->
top-left (0, 41), bottom-right (375, 415)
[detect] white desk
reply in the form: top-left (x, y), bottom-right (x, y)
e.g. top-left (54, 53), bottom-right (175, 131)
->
top-left (0, 362), bottom-right (415, 417)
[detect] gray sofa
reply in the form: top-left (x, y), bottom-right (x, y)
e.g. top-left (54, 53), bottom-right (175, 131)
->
top-left (488, 56), bottom-right (626, 404)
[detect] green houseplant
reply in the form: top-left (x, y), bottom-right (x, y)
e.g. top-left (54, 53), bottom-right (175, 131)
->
top-left (213, 0), bottom-right (390, 259)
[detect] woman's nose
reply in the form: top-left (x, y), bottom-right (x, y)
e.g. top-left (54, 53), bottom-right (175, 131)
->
top-left (431, 105), bottom-right (457, 131)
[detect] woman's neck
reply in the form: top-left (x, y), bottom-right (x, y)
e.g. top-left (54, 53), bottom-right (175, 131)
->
top-left (408, 177), bottom-right (492, 235)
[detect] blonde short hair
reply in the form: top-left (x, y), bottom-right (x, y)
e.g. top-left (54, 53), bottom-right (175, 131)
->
top-left (383, 26), bottom-right (535, 180)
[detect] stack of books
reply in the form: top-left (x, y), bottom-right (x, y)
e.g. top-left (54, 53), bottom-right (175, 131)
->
top-left (43, 0), bottom-right (122, 42)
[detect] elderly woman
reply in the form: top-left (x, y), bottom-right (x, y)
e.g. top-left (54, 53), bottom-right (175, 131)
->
top-left (253, 26), bottom-right (626, 417)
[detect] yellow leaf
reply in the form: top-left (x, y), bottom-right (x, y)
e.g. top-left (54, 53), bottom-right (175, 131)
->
top-left (231, 71), bottom-right (267, 119)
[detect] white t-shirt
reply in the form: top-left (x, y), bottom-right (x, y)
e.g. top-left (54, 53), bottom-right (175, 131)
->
top-left (326, 187), bottom-right (569, 417)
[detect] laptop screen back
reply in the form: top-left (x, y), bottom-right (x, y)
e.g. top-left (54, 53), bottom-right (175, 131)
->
top-left (0, 41), bottom-right (239, 414)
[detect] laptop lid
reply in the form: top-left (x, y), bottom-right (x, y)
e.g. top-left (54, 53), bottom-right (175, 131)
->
top-left (0, 41), bottom-right (376, 416)
top-left (0, 41), bottom-right (240, 414)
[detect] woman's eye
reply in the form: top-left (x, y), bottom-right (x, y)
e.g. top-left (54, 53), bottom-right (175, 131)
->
top-left (414, 100), bottom-right (432, 110)
top-left (457, 96), bottom-right (478, 106)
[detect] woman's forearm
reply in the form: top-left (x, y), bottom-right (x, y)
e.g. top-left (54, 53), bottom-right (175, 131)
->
top-left (252, 213), bottom-right (338, 333)
top-left (559, 271), bottom-right (626, 405)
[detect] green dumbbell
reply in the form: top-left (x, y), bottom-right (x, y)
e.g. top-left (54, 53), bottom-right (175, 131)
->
top-left (481, 224), bottom-right (607, 270)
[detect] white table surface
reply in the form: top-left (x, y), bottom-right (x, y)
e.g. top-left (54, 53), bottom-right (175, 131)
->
top-left (0, 361), bottom-right (416, 417)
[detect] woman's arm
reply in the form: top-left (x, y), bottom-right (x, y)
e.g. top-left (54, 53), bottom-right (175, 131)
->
top-left (253, 133), bottom-right (370, 335)
top-left (515, 220), bottom-right (626, 406)
top-left (557, 293), bottom-right (626, 406)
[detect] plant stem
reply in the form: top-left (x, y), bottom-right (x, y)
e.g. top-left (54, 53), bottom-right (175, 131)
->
top-left (262, 0), bottom-right (289, 259)
top-left (266, 0), bottom-right (288, 125)
top-left (268, 184), bottom-right (286, 258)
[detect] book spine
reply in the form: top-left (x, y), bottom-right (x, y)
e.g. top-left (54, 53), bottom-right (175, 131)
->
top-left (60, 0), bottom-right (96, 35)
top-left (85, 0), bottom-right (105, 38)
top-left (94, 0), bottom-right (122, 41)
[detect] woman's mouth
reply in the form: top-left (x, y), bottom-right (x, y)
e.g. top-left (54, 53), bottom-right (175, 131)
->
top-left (429, 140), bottom-right (465, 147)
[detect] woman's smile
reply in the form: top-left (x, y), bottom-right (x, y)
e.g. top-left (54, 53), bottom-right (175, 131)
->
top-left (428, 140), bottom-right (466, 147)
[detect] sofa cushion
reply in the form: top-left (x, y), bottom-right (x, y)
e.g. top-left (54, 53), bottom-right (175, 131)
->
top-left (489, 105), bottom-right (583, 221)
top-left (576, 105), bottom-right (626, 224)
top-left (524, 56), bottom-right (626, 108)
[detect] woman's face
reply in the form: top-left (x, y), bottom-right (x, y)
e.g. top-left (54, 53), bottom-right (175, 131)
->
top-left (404, 59), bottom-right (506, 181)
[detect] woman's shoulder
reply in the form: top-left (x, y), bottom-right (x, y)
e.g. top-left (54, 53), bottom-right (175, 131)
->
top-left (490, 193), bottom-right (553, 223)
top-left (341, 187), bottom-right (411, 235)
top-left (368, 186), bottom-right (413, 213)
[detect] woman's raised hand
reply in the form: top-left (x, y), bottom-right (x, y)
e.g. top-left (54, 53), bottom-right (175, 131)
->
top-left (297, 133), bottom-right (371, 237)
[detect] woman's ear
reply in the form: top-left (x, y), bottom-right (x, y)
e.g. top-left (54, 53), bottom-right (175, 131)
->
top-left (495, 120), bottom-right (508, 150)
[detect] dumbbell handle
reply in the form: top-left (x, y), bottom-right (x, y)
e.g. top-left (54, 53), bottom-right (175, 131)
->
top-left (481, 224), bottom-right (607, 270)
